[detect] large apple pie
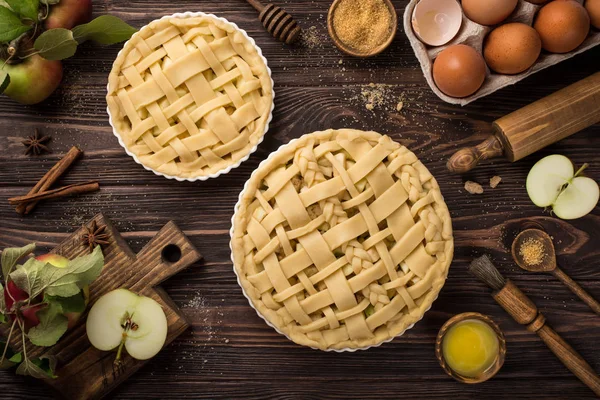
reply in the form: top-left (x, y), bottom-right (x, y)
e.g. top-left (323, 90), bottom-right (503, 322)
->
top-left (107, 14), bottom-right (274, 179)
top-left (231, 129), bottom-right (453, 350)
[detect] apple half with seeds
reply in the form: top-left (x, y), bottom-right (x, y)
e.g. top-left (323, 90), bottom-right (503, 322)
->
top-left (86, 289), bottom-right (168, 362)
top-left (526, 155), bottom-right (599, 220)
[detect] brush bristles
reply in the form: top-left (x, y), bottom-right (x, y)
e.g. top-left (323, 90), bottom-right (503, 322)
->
top-left (469, 255), bottom-right (506, 291)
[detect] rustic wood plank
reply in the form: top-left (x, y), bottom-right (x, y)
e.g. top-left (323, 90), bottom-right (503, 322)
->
top-left (1, 0), bottom-right (599, 399)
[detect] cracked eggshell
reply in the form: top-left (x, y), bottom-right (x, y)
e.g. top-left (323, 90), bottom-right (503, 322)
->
top-left (412, 0), bottom-right (463, 46)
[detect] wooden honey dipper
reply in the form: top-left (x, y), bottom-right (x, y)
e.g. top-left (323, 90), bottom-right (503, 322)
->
top-left (244, 0), bottom-right (301, 44)
top-left (469, 255), bottom-right (600, 397)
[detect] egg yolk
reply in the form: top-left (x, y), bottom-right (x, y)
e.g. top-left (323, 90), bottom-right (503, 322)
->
top-left (442, 319), bottom-right (499, 378)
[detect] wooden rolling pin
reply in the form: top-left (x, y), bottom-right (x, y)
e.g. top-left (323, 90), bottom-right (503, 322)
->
top-left (448, 71), bottom-right (600, 173)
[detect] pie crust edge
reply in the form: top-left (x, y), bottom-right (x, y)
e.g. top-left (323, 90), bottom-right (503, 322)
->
top-left (231, 129), bottom-right (454, 350)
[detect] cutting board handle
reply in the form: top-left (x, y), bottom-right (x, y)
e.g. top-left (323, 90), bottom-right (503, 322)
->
top-left (448, 71), bottom-right (600, 173)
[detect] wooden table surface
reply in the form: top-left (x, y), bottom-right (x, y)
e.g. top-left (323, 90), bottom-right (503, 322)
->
top-left (1, 1), bottom-right (599, 399)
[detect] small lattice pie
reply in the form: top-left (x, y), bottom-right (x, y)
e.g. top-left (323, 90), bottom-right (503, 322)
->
top-left (232, 129), bottom-right (453, 350)
top-left (107, 15), bottom-right (273, 179)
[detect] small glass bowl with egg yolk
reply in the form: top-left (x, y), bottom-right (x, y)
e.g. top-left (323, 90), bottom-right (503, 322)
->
top-left (435, 312), bottom-right (506, 384)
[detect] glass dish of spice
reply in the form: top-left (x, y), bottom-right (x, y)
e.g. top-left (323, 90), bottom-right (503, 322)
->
top-left (327, 0), bottom-right (398, 57)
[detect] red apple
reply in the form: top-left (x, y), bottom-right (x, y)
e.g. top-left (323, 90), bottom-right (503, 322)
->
top-left (44, 0), bottom-right (93, 30)
top-left (3, 55), bottom-right (63, 105)
top-left (4, 281), bottom-right (42, 330)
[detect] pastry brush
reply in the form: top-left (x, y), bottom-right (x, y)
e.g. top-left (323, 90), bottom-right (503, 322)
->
top-left (469, 255), bottom-right (600, 396)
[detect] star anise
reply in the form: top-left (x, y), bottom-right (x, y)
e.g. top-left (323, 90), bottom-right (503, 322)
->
top-left (22, 129), bottom-right (51, 156)
top-left (81, 220), bottom-right (110, 251)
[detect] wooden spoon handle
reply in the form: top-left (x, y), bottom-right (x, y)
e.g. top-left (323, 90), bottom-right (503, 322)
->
top-left (553, 267), bottom-right (600, 315)
top-left (536, 324), bottom-right (600, 396)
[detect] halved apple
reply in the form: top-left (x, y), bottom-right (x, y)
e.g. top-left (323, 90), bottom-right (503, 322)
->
top-left (86, 289), bottom-right (168, 361)
top-left (526, 155), bottom-right (599, 220)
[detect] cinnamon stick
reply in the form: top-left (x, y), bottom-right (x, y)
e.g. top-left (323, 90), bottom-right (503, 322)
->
top-left (9, 182), bottom-right (99, 206)
top-left (16, 146), bottom-right (83, 215)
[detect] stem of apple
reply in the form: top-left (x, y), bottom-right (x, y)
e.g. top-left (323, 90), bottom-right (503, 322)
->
top-left (0, 319), bottom-right (17, 365)
top-left (114, 332), bottom-right (127, 366)
top-left (574, 163), bottom-right (589, 178)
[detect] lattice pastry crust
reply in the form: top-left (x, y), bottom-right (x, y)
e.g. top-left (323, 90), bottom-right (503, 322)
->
top-left (107, 15), bottom-right (273, 178)
top-left (232, 129), bottom-right (453, 350)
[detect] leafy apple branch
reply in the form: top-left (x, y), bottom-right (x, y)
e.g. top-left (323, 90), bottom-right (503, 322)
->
top-left (0, 0), bottom-right (137, 92)
top-left (0, 244), bottom-right (104, 378)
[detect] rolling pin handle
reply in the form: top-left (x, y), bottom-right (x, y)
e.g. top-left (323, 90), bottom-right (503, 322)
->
top-left (447, 135), bottom-right (505, 173)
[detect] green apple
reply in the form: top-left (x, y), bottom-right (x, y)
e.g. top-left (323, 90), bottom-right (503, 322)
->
top-left (86, 289), bottom-right (168, 362)
top-left (3, 55), bottom-right (63, 105)
top-left (526, 154), bottom-right (599, 220)
top-left (44, 0), bottom-right (93, 30)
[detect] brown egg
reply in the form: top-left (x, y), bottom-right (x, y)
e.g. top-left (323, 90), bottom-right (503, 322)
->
top-left (587, 0), bottom-right (600, 29)
top-left (534, 0), bottom-right (591, 53)
top-left (484, 23), bottom-right (542, 74)
top-left (433, 44), bottom-right (486, 98)
top-left (462, 0), bottom-right (518, 25)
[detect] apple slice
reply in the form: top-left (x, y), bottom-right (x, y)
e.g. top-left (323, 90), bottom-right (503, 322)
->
top-left (526, 155), bottom-right (599, 220)
top-left (86, 289), bottom-right (168, 361)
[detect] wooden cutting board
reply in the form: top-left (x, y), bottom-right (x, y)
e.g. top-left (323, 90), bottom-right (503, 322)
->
top-left (3, 213), bottom-right (202, 400)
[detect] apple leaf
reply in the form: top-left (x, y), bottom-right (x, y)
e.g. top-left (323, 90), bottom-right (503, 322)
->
top-left (0, 70), bottom-right (9, 94)
top-left (34, 28), bottom-right (78, 61)
top-left (10, 246), bottom-right (104, 299)
top-left (27, 300), bottom-right (68, 347)
top-left (45, 290), bottom-right (85, 313)
top-left (44, 246), bottom-right (104, 297)
top-left (1, 243), bottom-right (36, 283)
top-left (16, 355), bottom-right (56, 379)
top-left (72, 15), bottom-right (137, 45)
top-left (5, 0), bottom-right (39, 21)
top-left (0, 6), bottom-right (31, 43)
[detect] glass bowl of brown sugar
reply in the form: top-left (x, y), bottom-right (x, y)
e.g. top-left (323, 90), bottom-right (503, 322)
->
top-left (327, 0), bottom-right (398, 57)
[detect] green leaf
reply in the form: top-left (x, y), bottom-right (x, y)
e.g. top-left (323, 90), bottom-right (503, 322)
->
top-left (0, 6), bottom-right (31, 43)
top-left (34, 28), bottom-right (78, 61)
top-left (10, 246), bottom-right (104, 299)
top-left (0, 70), bottom-right (10, 94)
top-left (1, 243), bottom-right (36, 283)
top-left (0, 313), bottom-right (5, 324)
top-left (27, 301), bottom-right (68, 347)
top-left (44, 246), bottom-right (104, 297)
top-left (45, 291), bottom-right (85, 313)
top-left (16, 355), bottom-right (56, 379)
top-left (72, 15), bottom-right (137, 45)
top-left (33, 355), bottom-right (57, 378)
top-left (5, 0), bottom-right (39, 21)
top-left (0, 341), bottom-right (19, 369)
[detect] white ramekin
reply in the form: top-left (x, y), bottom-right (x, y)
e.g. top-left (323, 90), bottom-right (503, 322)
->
top-left (107, 12), bottom-right (274, 182)
top-left (229, 137), bottom-right (440, 352)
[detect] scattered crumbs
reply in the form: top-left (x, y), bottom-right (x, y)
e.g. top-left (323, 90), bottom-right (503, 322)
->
top-left (300, 26), bottom-right (325, 50)
top-left (519, 238), bottom-right (546, 266)
top-left (225, 339), bottom-right (230, 344)
top-left (396, 100), bottom-right (404, 112)
top-left (464, 181), bottom-right (484, 195)
top-left (338, 59), bottom-right (343, 65)
top-left (490, 176), bottom-right (502, 189)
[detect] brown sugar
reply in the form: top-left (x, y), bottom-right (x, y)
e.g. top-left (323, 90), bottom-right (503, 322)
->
top-left (332, 0), bottom-right (393, 52)
top-left (519, 238), bottom-right (546, 266)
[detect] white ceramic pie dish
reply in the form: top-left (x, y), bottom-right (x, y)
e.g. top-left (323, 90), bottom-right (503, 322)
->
top-left (106, 12), bottom-right (274, 182)
top-left (229, 135), bottom-right (443, 352)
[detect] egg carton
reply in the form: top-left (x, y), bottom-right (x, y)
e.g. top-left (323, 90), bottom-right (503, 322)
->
top-left (403, 0), bottom-right (600, 105)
